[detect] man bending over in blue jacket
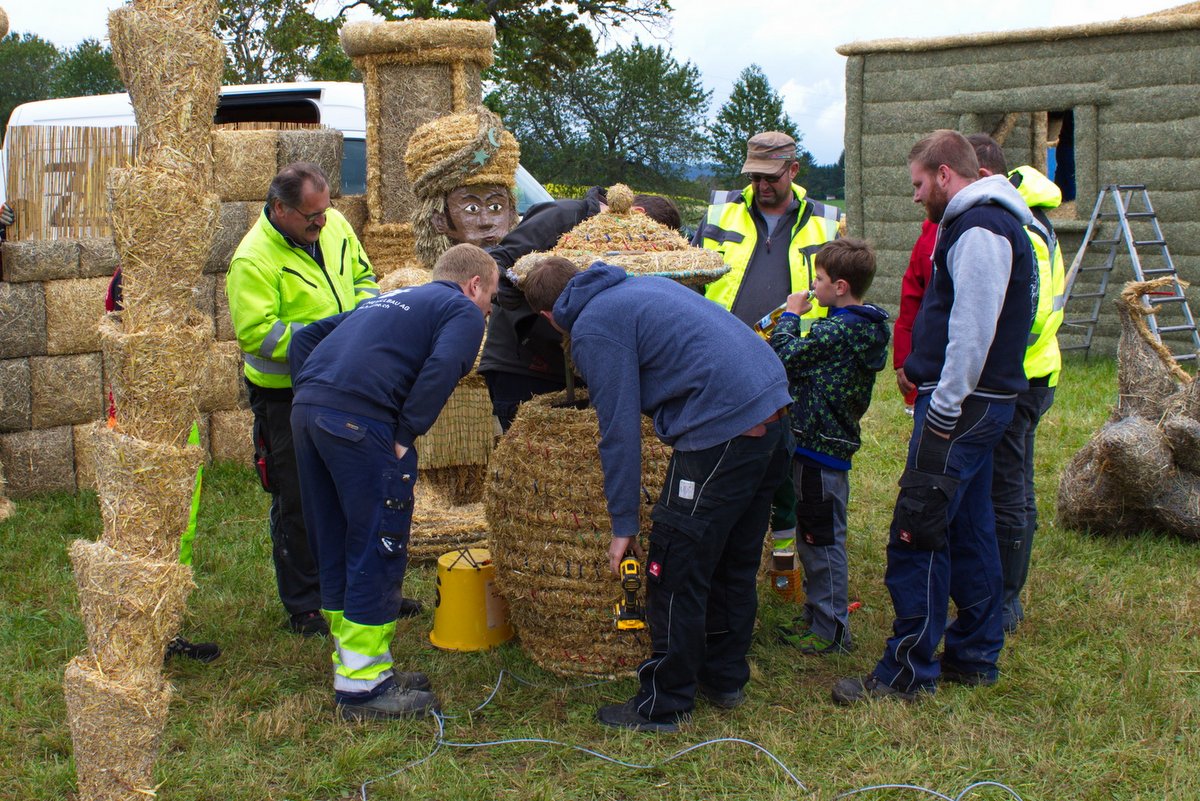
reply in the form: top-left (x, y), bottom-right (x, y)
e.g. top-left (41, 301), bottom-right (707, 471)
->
top-left (522, 257), bottom-right (793, 733)
top-left (288, 243), bottom-right (498, 721)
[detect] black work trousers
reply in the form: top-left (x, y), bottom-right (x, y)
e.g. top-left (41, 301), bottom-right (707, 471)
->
top-left (633, 418), bottom-right (790, 722)
top-left (248, 381), bottom-right (322, 617)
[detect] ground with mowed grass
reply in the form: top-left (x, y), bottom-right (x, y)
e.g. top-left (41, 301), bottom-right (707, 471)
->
top-left (3, 355), bottom-right (1199, 800)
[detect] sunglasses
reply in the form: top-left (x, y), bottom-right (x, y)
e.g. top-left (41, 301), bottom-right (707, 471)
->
top-left (745, 164), bottom-right (790, 184)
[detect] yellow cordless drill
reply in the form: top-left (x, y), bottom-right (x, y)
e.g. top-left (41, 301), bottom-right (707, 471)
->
top-left (613, 557), bottom-right (646, 631)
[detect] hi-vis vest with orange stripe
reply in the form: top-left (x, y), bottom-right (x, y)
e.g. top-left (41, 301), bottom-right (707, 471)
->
top-left (698, 184), bottom-right (842, 324)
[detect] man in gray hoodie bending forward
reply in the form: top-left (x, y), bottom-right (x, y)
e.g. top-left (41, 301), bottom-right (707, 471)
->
top-left (523, 257), bottom-right (793, 733)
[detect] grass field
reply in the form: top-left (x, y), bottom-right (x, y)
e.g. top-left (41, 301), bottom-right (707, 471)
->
top-left (3, 355), bottom-right (1199, 800)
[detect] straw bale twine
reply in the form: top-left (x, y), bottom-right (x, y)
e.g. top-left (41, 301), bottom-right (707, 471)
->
top-left (44, 276), bottom-right (109, 355)
top-left (340, 19), bottom-right (496, 61)
top-left (74, 423), bottom-right (99, 492)
top-left (70, 539), bottom-right (193, 677)
top-left (378, 265), bottom-right (432, 293)
top-left (78, 237), bottom-right (120, 279)
top-left (198, 339), bottom-right (242, 412)
top-left (63, 655), bottom-right (172, 801)
top-left (108, 6), bottom-right (221, 168)
top-left (31, 353), bottom-right (103, 428)
top-left (364, 223), bottom-right (417, 275)
top-left (1, 238), bottom-right (80, 282)
top-left (485, 391), bottom-right (669, 677)
top-left (99, 314), bottom-right (212, 447)
top-left (207, 201), bottom-right (257, 275)
top-left (91, 422), bottom-right (204, 561)
top-left (278, 129), bottom-right (343, 197)
top-left (0, 425), bottom-right (75, 496)
top-left (332, 194), bottom-right (368, 239)
top-left (212, 130), bottom-right (279, 202)
top-left (0, 280), bottom-right (46, 359)
top-left (107, 166), bottom-right (219, 323)
top-left (210, 408), bottom-right (252, 463)
top-left (408, 481), bottom-right (489, 563)
top-left (0, 357), bottom-right (31, 431)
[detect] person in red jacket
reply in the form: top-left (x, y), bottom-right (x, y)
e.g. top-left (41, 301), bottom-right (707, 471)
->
top-left (893, 220), bottom-right (937, 412)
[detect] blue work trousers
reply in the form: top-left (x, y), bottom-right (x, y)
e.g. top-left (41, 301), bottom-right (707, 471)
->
top-left (874, 394), bottom-right (1013, 692)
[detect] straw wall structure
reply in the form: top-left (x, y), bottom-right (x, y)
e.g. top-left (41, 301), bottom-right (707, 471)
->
top-left (838, 5), bottom-right (1200, 355)
top-left (341, 19), bottom-right (494, 265)
top-left (486, 392), bottom-right (669, 677)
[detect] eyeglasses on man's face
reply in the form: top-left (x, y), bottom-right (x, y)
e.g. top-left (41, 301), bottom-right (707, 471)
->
top-left (289, 204), bottom-right (329, 224)
top-left (745, 164), bottom-right (790, 184)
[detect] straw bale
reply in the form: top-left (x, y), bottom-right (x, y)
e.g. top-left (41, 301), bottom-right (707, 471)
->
top-left (1150, 473), bottom-right (1200, 540)
top-left (485, 391), bottom-right (669, 677)
top-left (78, 238), bottom-right (120, 279)
top-left (31, 353), bottom-right (103, 429)
top-left (0, 358), bottom-right (31, 432)
top-left (0, 425), bottom-right (75, 496)
top-left (364, 223), bottom-right (417, 275)
top-left (193, 274), bottom-right (217, 322)
top-left (99, 313), bottom-right (212, 447)
top-left (207, 201), bottom-right (258, 275)
top-left (209, 408), bottom-right (252, 463)
top-left (1093, 415), bottom-right (1175, 504)
top-left (214, 278), bottom-right (235, 341)
top-left (107, 167), bottom-right (219, 324)
top-left (91, 423), bottom-right (204, 561)
top-left (132, 0), bottom-right (218, 33)
top-left (332, 194), bottom-right (368, 240)
top-left (341, 19), bottom-right (495, 59)
top-left (70, 539), bottom-right (193, 677)
top-left (1, 238), bottom-right (80, 282)
top-left (408, 482), bottom-right (490, 563)
top-left (415, 371), bottom-right (492, 493)
top-left (63, 655), bottom-right (172, 801)
top-left (212, 130), bottom-right (280, 202)
top-left (278, 129), bottom-right (344, 197)
top-left (0, 280), bottom-right (46, 359)
top-left (1163, 414), bottom-right (1200, 474)
top-left (44, 277), bottom-right (109, 355)
top-left (108, 7), bottom-right (221, 168)
top-left (74, 423), bottom-right (100, 491)
top-left (198, 340), bottom-right (243, 413)
top-left (378, 265), bottom-right (432, 292)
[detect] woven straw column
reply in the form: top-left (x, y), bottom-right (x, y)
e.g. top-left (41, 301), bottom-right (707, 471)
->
top-left (64, 2), bottom-right (221, 799)
top-left (340, 20), bottom-right (494, 272)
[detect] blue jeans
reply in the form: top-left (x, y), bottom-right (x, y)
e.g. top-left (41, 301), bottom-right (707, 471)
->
top-left (874, 394), bottom-right (1014, 692)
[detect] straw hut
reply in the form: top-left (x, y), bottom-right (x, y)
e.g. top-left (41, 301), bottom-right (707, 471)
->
top-left (838, 3), bottom-right (1200, 355)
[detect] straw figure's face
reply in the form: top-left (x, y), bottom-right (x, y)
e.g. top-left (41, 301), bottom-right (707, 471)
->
top-left (271, 179), bottom-right (331, 246)
top-left (433, 184), bottom-right (516, 249)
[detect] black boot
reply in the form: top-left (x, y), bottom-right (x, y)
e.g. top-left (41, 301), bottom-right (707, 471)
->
top-left (996, 524), bottom-right (1032, 633)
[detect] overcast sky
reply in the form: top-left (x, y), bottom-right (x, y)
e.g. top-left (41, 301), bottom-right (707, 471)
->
top-left (1, 0), bottom-right (1185, 163)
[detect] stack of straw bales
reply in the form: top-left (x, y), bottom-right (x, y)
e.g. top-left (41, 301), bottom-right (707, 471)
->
top-left (486, 391), bottom-right (668, 677)
top-left (1058, 277), bottom-right (1200, 538)
top-left (0, 4), bottom-right (9, 521)
top-left (63, 2), bottom-right (222, 799)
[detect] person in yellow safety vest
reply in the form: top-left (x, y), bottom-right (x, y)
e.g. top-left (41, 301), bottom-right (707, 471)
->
top-left (968, 135), bottom-right (1065, 634)
top-left (226, 162), bottom-right (383, 638)
top-left (692, 131), bottom-right (843, 575)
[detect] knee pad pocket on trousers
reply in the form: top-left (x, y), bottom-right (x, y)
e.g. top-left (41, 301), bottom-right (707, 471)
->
top-left (646, 503), bottom-right (708, 593)
top-left (891, 468), bottom-right (959, 551)
top-left (798, 500), bottom-right (836, 546)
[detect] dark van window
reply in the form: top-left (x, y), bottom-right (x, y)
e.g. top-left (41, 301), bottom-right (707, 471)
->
top-left (342, 138), bottom-right (366, 196)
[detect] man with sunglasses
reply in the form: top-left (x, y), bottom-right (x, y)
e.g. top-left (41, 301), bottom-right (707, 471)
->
top-left (227, 161), bottom-right (381, 638)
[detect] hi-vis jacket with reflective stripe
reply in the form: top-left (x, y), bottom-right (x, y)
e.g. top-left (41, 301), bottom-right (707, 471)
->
top-left (227, 208), bottom-right (379, 389)
top-left (696, 183), bottom-right (842, 323)
top-left (1011, 166), bottom-right (1065, 386)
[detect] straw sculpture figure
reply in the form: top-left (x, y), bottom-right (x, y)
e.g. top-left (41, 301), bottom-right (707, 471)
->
top-left (486, 391), bottom-right (670, 677)
top-left (65, 2), bottom-right (223, 798)
top-left (1058, 278), bottom-right (1200, 538)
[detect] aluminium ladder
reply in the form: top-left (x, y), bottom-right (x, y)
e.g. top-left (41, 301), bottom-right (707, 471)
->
top-left (1061, 184), bottom-right (1200, 363)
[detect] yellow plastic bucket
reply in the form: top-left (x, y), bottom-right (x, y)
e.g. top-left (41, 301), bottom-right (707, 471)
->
top-left (429, 547), bottom-right (514, 651)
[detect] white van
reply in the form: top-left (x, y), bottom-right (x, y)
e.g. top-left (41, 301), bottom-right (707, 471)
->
top-left (0, 81), bottom-right (552, 211)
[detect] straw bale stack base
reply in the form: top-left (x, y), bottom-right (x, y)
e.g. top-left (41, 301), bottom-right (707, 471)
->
top-left (70, 539), bottom-right (194, 678)
top-left (486, 391), bottom-right (669, 677)
top-left (210, 408), bottom-right (253, 463)
top-left (44, 277), bottom-right (110, 355)
top-left (1058, 279), bottom-right (1200, 539)
top-left (63, 656), bottom-right (172, 801)
top-left (31, 353), bottom-right (104, 429)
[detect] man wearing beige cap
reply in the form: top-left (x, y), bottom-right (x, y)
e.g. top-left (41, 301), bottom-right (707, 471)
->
top-left (693, 131), bottom-right (843, 616)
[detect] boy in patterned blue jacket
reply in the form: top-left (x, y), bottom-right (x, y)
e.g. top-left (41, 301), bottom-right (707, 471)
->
top-left (770, 239), bottom-right (890, 655)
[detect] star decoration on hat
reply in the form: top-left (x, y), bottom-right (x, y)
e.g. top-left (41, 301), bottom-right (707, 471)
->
top-left (472, 148), bottom-right (491, 166)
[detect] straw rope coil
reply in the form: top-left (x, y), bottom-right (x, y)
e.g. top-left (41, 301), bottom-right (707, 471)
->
top-left (485, 391), bottom-right (670, 677)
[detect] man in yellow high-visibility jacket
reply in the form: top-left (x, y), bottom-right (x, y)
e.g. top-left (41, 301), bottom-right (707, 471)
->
top-left (227, 162), bottom-right (380, 637)
top-left (693, 132), bottom-right (842, 588)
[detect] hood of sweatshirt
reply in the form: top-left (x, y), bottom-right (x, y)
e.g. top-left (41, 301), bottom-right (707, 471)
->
top-left (552, 262), bottom-right (627, 332)
top-left (943, 174), bottom-right (1033, 228)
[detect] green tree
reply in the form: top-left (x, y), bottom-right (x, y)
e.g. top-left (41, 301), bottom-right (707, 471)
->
top-left (0, 33), bottom-right (61, 127)
top-left (707, 64), bottom-right (806, 184)
top-left (219, 0), bottom-right (356, 83)
top-left (497, 40), bottom-right (710, 190)
top-left (52, 39), bottom-right (124, 98)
